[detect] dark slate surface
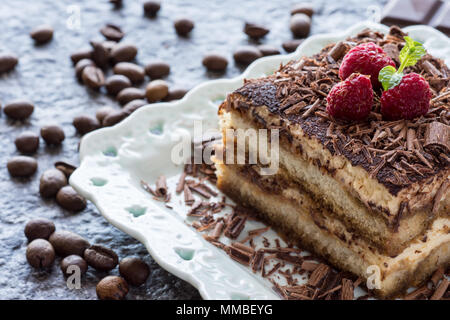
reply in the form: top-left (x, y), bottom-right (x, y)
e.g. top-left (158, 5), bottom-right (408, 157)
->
top-left (0, 0), bottom-right (386, 300)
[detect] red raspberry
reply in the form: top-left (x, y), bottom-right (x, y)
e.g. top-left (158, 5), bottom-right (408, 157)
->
top-left (326, 73), bottom-right (373, 121)
top-left (380, 73), bottom-right (431, 120)
top-left (339, 42), bottom-right (395, 89)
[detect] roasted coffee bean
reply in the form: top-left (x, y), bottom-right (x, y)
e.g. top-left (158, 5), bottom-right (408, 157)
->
top-left (119, 257), bottom-right (150, 286)
top-left (73, 115), bottom-right (100, 135)
top-left (143, 1), bottom-right (161, 17)
top-left (56, 186), bottom-right (87, 212)
top-left (61, 255), bottom-right (88, 276)
top-left (282, 39), bottom-right (304, 53)
top-left (74, 58), bottom-right (95, 80)
top-left (244, 22), bottom-right (269, 39)
top-left (291, 3), bottom-right (314, 17)
top-left (233, 46), bottom-right (263, 65)
top-left (111, 43), bottom-right (137, 63)
top-left (96, 276), bottom-right (129, 300)
top-left (82, 66), bottom-right (105, 89)
top-left (257, 44), bottom-right (281, 56)
top-left (24, 218), bottom-right (56, 241)
top-left (15, 131), bottom-right (39, 154)
top-left (0, 53), bottom-right (18, 73)
top-left (117, 87), bottom-right (145, 105)
top-left (90, 40), bottom-right (109, 68)
top-left (7, 156), bottom-right (37, 177)
top-left (4, 100), bottom-right (34, 120)
top-left (102, 110), bottom-right (127, 127)
top-left (123, 99), bottom-right (147, 115)
top-left (164, 88), bottom-right (188, 101)
top-left (84, 245), bottom-right (118, 271)
top-left (144, 60), bottom-right (170, 79)
top-left (39, 169), bottom-right (68, 198)
top-left (70, 48), bottom-right (93, 65)
top-left (290, 13), bottom-right (311, 38)
top-left (202, 53), bottom-right (228, 72)
top-left (41, 125), bottom-right (65, 145)
top-left (49, 230), bottom-right (90, 257)
top-left (54, 161), bottom-right (77, 178)
top-left (100, 24), bottom-right (124, 42)
top-left (105, 74), bottom-right (132, 96)
top-left (113, 62), bottom-right (145, 84)
top-left (102, 40), bottom-right (116, 56)
top-left (26, 239), bottom-right (55, 268)
top-left (174, 18), bottom-right (194, 36)
top-left (30, 25), bottom-right (53, 44)
top-left (146, 79), bottom-right (168, 102)
top-left (96, 106), bottom-right (115, 124)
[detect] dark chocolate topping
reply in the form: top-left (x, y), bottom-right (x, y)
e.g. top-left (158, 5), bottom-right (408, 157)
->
top-left (234, 26), bottom-right (450, 195)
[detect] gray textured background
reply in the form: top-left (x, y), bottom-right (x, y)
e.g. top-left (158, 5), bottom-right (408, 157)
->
top-left (0, 0), bottom-right (386, 300)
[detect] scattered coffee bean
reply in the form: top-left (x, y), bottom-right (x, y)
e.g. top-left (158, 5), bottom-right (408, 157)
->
top-left (290, 13), bottom-right (311, 38)
top-left (144, 60), bottom-right (170, 79)
top-left (15, 131), bottom-right (39, 154)
top-left (39, 168), bottom-right (68, 198)
top-left (291, 3), bottom-right (314, 17)
top-left (26, 239), bottom-right (55, 268)
top-left (102, 110), bottom-right (127, 127)
top-left (90, 40), bottom-right (109, 69)
top-left (54, 161), bottom-right (77, 178)
top-left (102, 40), bottom-right (116, 55)
top-left (96, 106), bottom-right (115, 124)
top-left (100, 24), bottom-right (124, 42)
top-left (41, 125), bottom-right (65, 145)
top-left (4, 100), bottom-right (34, 120)
top-left (84, 245), bottom-right (119, 271)
top-left (30, 25), bottom-right (53, 44)
top-left (82, 66), bottom-right (105, 90)
top-left (56, 186), bottom-right (87, 212)
top-left (257, 44), bottom-right (281, 56)
top-left (61, 255), bottom-right (88, 276)
top-left (74, 58), bottom-right (95, 80)
top-left (146, 79), bottom-right (169, 102)
top-left (7, 156), bottom-right (38, 177)
top-left (143, 1), bottom-right (161, 17)
top-left (174, 18), bottom-right (194, 37)
top-left (123, 99), bottom-right (147, 115)
top-left (49, 230), bottom-right (90, 257)
top-left (282, 39), bottom-right (304, 53)
top-left (0, 53), bottom-right (19, 74)
top-left (119, 257), bottom-right (150, 286)
top-left (96, 276), bottom-right (129, 300)
top-left (233, 46), bottom-right (263, 65)
top-left (111, 43), bottom-right (138, 63)
top-left (113, 62), bottom-right (145, 84)
top-left (70, 48), bottom-right (93, 65)
top-left (73, 115), bottom-right (100, 135)
top-left (202, 53), bottom-right (228, 72)
top-left (244, 22), bottom-right (269, 39)
top-left (105, 74), bottom-right (132, 96)
top-left (164, 88), bottom-right (188, 101)
top-left (24, 218), bottom-right (56, 241)
top-left (117, 87), bottom-right (146, 105)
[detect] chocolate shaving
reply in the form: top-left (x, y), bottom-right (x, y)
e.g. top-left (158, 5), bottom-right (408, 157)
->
top-left (224, 215), bottom-right (247, 239)
top-left (340, 278), bottom-right (354, 300)
top-left (308, 263), bottom-right (329, 287)
top-left (424, 121), bottom-right (450, 153)
top-left (432, 179), bottom-right (449, 214)
top-left (176, 171), bottom-right (186, 193)
top-left (183, 184), bottom-right (194, 205)
top-left (430, 278), bottom-right (449, 300)
top-left (155, 175), bottom-right (168, 196)
top-left (328, 41), bottom-right (349, 62)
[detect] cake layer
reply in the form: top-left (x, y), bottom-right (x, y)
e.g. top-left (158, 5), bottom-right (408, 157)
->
top-left (219, 107), bottom-right (449, 255)
top-left (216, 163), bottom-right (450, 298)
top-left (222, 27), bottom-right (449, 235)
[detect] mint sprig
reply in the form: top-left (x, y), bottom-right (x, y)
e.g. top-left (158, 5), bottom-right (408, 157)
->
top-left (378, 36), bottom-right (427, 91)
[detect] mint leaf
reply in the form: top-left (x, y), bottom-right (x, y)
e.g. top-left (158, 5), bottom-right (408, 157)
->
top-left (398, 36), bottom-right (426, 72)
top-left (379, 65), bottom-right (403, 91)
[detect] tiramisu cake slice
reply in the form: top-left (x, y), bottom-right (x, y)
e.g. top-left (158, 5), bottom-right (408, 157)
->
top-left (214, 27), bottom-right (449, 298)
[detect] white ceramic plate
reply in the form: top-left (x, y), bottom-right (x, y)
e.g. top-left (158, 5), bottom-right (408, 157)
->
top-left (70, 21), bottom-right (450, 300)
